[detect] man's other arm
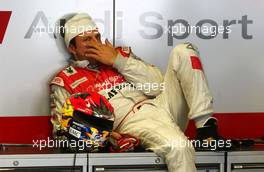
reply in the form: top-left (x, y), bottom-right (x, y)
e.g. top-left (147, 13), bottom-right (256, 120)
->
top-left (50, 85), bottom-right (70, 138)
top-left (113, 51), bottom-right (164, 97)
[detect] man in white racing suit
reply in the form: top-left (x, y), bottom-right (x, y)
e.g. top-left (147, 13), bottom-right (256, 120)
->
top-left (50, 13), bottom-right (220, 172)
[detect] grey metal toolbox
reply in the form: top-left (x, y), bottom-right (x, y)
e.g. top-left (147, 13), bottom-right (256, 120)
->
top-left (3, 145), bottom-right (264, 172)
top-left (0, 146), bottom-right (87, 172)
top-left (88, 151), bottom-right (225, 172)
top-left (0, 153), bottom-right (87, 172)
top-left (227, 150), bottom-right (264, 172)
top-left (0, 146), bottom-right (225, 172)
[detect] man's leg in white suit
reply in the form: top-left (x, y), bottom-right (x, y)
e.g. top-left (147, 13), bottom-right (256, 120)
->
top-left (118, 104), bottom-right (197, 172)
top-left (156, 43), bottom-right (228, 150)
top-left (157, 42), bottom-right (214, 131)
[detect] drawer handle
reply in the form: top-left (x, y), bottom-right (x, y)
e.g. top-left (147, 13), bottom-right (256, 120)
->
top-left (155, 157), bottom-right (161, 164)
top-left (13, 160), bottom-right (19, 166)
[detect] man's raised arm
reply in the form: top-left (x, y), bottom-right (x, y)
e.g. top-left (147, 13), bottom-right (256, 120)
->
top-left (113, 49), bottom-right (164, 97)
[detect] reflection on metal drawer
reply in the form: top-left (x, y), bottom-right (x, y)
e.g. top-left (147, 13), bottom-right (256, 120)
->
top-left (0, 166), bottom-right (82, 172)
top-left (197, 164), bottom-right (220, 172)
top-left (93, 165), bottom-right (167, 172)
top-left (93, 164), bottom-right (221, 172)
top-left (232, 163), bottom-right (264, 171)
top-left (89, 152), bottom-right (224, 172)
top-left (232, 170), bottom-right (264, 172)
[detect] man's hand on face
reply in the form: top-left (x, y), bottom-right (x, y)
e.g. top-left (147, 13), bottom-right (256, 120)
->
top-left (84, 38), bottom-right (118, 66)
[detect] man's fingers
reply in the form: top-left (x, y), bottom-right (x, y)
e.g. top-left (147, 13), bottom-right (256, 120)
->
top-left (85, 44), bottom-right (100, 50)
top-left (92, 37), bottom-right (98, 42)
top-left (84, 48), bottom-right (100, 55)
top-left (105, 39), bottom-right (113, 47)
top-left (84, 53), bottom-right (100, 60)
top-left (111, 131), bottom-right (122, 140)
top-left (85, 43), bottom-right (101, 50)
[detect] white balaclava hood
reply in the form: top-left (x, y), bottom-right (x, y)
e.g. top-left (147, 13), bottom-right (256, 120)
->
top-left (64, 13), bottom-right (98, 48)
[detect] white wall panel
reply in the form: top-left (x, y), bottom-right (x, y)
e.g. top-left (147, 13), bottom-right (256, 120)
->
top-left (0, 0), bottom-right (113, 116)
top-left (0, 0), bottom-right (263, 116)
top-left (115, 0), bottom-right (264, 112)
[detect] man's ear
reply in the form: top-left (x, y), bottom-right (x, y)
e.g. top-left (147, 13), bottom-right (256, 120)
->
top-left (68, 44), bottom-right (76, 55)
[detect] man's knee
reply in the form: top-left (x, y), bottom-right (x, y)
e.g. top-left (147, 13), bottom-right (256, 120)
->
top-left (169, 42), bottom-right (201, 72)
top-left (160, 135), bottom-right (195, 154)
top-left (155, 138), bottom-right (195, 165)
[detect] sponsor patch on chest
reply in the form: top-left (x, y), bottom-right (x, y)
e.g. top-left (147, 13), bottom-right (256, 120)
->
top-left (95, 75), bottom-right (124, 90)
top-left (70, 77), bottom-right (88, 89)
top-left (51, 77), bottom-right (64, 87)
top-left (63, 66), bottom-right (77, 76)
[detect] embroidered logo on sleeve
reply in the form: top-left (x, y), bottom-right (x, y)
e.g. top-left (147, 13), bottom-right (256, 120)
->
top-left (190, 56), bottom-right (203, 71)
top-left (185, 42), bottom-right (199, 54)
top-left (51, 77), bottom-right (64, 87)
top-left (63, 66), bottom-right (77, 76)
top-left (122, 47), bottom-right (130, 54)
top-left (70, 77), bottom-right (88, 89)
top-left (116, 46), bottom-right (131, 57)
